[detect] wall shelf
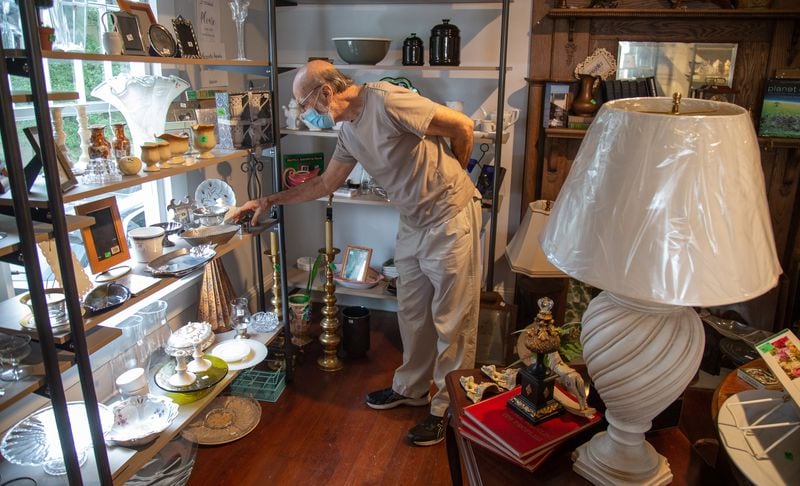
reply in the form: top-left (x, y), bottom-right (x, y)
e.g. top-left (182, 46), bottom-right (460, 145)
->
top-left (280, 128), bottom-right (508, 144)
top-left (316, 193), bottom-right (393, 207)
top-left (287, 267), bottom-right (396, 303)
top-left (0, 149), bottom-right (249, 208)
top-left (547, 8), bottom-right (800, 19)
top-left (0, 214), bottom-right (95, 259)
top-left (10, 91), bottom-right (79, 103)
top-left (279, 62), bottom-right (510, 72)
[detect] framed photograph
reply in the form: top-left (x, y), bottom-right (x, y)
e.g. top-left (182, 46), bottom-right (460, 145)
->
top-left (75, 196), bottom-right (130, 276)
top-left (542, 83), bottom-right (571, 128)
top-left (116, 0), bottom-right (156, 45)
top-left (23, 126), bottom-right (77, 192)
top-left (112, 11), bottom-right (147, 56)
top-left (148, 23), bottom-right (177, 57)
top-left (340, 244), bottom-right (372, 282)
top-left (172, 15), bottom-right (202, 59)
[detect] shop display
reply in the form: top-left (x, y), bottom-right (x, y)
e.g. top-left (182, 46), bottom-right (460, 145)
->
top-left (146, 246), bottom-right (216, 278)
top-left (0, 402), bottom-right (113, 474)
top-left (429, 19), bottom-right (460, 66)
top-left (230, 0), bottom-right (250, 61)
top-left (107, 395), bottom-right (179, 447)
top-left (195, 178), bottom-right (236, 207)
top-left (181, 396), bottom-right (261, 445)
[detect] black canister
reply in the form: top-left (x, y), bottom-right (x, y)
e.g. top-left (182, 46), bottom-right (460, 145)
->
top-left (342, 306), bottom-right (370, 358)
top-left (429, 19), bottom-right (460, 66)
top-left (402, 33), bottom-right (424, 66)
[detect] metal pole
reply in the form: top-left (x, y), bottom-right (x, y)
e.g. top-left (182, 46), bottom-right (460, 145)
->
top-left (265, 0), bottom-right (292, 381)
top-left (19, 1), bottom-right (112, 483)
top-left (486, 0), bottom-right (511, 291)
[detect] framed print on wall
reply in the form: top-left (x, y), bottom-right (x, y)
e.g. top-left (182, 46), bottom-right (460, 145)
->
top-left (340, 244), bottom-right (372, 282)
top-left (75, 196), bottom-right (131, 276)
top-left (22, 126), bottom-right (77, 192)
top-left (172, 15), bottom-right (202, 59)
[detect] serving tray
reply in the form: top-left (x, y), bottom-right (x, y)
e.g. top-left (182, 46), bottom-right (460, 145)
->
top-left (146, 246), bottom-right (216, 277)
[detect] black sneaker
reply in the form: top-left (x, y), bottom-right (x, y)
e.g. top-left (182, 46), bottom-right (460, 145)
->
top-left (407, 414), bottom-right (446, 446)
top-left (365, 387), bottom-right (429, 410)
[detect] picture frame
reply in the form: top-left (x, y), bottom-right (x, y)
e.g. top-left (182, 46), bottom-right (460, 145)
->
top-left (116, 0), bottom-right (156, 46)
top-left (23, 126), bottom-right (77, 193)
top-left (340, 244), bottom-right (372, 282)
top-left (148, 23), bottom-right (177, 57)
top-left (172, 15), bottom-right (202, 59)
top-left (112, 11), bottom-right (147, 56)
top-left (542, 82), bottom-right (571, 128)
top-left (75, 196), bottom-right (131, 275)
top-left (574, 48), bottom-right (617, 81)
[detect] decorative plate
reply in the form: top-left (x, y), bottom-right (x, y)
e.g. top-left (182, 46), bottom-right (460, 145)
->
top-left (154, 354), bottom-right (228, 393)
top-left (180, 396), bottom-right (261, 445)
top-left (195, 179), bottom-right (236, 207)
top-left (0, 402), bottom-right (113, 468)
top-left (207, 338), bottom-right (268, 371)
top-left (107, 395), bottom-right (179, 447)
top-left (148, 24), bottom-right (177, 57)
top-left (82, 283), bottom-right (131, 314)
top-left (146, 246), bottom-right (216, 278)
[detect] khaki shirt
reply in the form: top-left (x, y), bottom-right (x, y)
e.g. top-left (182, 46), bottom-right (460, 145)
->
top-left (332, 81), bottom-right (475, 229)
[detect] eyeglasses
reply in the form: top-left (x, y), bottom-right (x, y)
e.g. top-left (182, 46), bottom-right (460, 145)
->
top-left (298, 85), bottom-right (322, 111)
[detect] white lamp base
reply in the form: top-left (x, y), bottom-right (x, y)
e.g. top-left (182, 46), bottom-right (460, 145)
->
top-left (572, 291), bottom-right (705, 485)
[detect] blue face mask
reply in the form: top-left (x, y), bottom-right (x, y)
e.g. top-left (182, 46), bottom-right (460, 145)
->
top-left (303, 108), bottom-right (335, 129)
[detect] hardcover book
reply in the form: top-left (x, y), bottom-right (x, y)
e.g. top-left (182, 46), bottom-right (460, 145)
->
top-left (459, 419), bottom-right (556, 472)
top-left (462, 385), bottom-right (602, 459)
top-left (758, 79), bottom-right (800, 139)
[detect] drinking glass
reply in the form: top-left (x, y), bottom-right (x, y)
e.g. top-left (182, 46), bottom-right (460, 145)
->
top-left (0, 334), bottom-right (32, 381)
top-left (116, 314), bottom-right (146, 369)
top-left (136, 300), bottom-right (171, 374)
top-left (230, 297), bottom-right (250, 339)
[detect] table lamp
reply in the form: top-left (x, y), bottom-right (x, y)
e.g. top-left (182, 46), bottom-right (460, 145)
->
top-left (505, 200), bottom-right (564, 278)
top-left (539, 96), bottom-right (781, 484)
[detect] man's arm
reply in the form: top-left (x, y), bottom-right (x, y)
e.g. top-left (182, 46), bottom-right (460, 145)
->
top-left (425, 105), bottom-right (474, 168)
top-left (232, 158), bottom-right (353, 225)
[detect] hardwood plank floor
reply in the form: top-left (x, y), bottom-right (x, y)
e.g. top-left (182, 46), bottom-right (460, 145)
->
top-left (187, 309), bottom-right (452, 486)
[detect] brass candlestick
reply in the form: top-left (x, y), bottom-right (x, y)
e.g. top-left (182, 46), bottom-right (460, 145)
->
top-left (268, 231), bottom-right (282, 322)
top-left (317, 246), bottom-right (342, 371)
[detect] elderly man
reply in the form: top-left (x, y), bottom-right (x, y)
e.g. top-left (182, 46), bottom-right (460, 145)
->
top-left (234, 60), bottom-right (481, 446)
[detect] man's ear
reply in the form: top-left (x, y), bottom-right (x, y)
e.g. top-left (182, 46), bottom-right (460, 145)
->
top-left (320, 84), bottom-right (333, 102)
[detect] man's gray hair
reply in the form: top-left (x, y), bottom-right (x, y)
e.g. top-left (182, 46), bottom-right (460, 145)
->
top-left (318, 68), bottom-right (354, 93)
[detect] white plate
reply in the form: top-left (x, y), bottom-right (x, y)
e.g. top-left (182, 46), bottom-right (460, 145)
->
top-left (207, 338), bottom-right (268, 371)
top-left (194, 179), bottom-right (236, 207)
top-left (210, 340), bottom-right (251, 363)
top-left (717, 389), bottom-right (800, 485)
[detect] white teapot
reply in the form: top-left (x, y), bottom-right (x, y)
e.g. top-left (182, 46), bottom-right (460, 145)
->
top-left (282, 98), bottom-right (302, 130)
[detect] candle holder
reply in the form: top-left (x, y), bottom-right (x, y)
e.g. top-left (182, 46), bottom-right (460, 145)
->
top-left (268, 234), bottom-right (282, 322)
top-left (317, 246), bottom-right (342, 371)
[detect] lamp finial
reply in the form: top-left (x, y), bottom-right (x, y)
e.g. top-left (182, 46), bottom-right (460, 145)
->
top-left (671, 92), bottom-right (682, 114)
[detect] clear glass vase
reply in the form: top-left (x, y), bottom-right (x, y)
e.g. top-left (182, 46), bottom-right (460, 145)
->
top-left (229, 1), bottom-right (250, 61)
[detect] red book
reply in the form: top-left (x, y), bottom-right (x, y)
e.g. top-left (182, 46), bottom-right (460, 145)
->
top-left (458, 422), bottom-right (556, 472)
top-left (461, 414), bottom-right (546, 461)
top-left (463, 385), bottom-right (602, 459)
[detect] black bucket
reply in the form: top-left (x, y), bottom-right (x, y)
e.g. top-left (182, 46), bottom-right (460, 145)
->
top-left (342, 306), bottom-right (370, 358)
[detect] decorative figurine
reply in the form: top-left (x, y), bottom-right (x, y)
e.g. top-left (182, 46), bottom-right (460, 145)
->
top-left (507, 297), bottom-right (564, 424)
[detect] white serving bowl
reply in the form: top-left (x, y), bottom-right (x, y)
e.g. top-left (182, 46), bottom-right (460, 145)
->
top-left (107, 395), bottom-right (179, 447)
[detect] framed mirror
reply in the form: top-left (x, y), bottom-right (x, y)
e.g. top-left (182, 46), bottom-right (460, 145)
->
top-left (617, 42), bottom-right (738, 97)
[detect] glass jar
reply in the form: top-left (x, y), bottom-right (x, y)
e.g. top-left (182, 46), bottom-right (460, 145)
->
top-left (402, 33), bottom-right (424, 66)
top-left (88, 124), bottom-right (111, 160)
top-left (111, 123), bottom-right (131, 160)
top-left (429, 19), bottom-right (460, 66)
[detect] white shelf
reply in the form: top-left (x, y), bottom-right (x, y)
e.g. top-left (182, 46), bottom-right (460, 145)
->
top-left (316, 193), bottom-right (392, 207)
top-left (279, 63), bottom-right (510, 72)
top-left (287, 267), bottom-right (396, 303)
top-left (280, 128), bottom-right (508, 144)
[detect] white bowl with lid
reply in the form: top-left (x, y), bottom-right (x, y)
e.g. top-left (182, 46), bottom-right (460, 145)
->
top-left (129, 226), bottom-right (165, 263)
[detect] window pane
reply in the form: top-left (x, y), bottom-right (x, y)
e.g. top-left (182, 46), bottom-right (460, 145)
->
top-left (48, 60), bottom-right (76, 92)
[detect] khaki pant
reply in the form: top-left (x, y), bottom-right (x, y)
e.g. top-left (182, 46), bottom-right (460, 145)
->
top-left (392, 197), bottom-right (482, 417)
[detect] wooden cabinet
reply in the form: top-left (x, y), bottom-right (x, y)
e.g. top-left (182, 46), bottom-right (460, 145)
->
top-left (523, 0), bottom-right (800, 331)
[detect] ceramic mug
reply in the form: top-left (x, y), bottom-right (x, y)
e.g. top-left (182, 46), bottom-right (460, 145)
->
top-left (129, 226), bottom-right (165, 263)
top-left (480, 120), bottom-right (496, 132)
top-left (102, 31), bottom-right (123, 55)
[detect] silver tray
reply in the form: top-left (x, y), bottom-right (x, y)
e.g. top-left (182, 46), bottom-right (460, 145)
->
top-left (146, 246), bottom-right (216, 277)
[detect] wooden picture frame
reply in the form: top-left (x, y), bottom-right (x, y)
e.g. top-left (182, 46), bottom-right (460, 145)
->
top-left (23, 126), bottom-right (77, 192)
top-left (172, 15), bottom-right (202, 59)
top-left (340, 244), bottom-right (372, 282)
top-left (116, 0), bottom-right (156, 46)
top-left (75, 196), bottom-right (130, 275)
top-left (112, 11), bottom-right (147, 56)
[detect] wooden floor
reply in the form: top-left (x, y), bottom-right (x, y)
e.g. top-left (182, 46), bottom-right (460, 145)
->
top-left (187, 309), bottom-right (452, 486)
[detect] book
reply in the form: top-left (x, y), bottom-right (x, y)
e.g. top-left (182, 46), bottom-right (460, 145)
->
top-left (459, 420), bottom-right (556, 472)
top-left (463, 385), bottom-right (602, 459)
top-left (568, 115), bottom-right (594, 129)
top-left (755, 329), bottom-right (800, 408)
top-left (737, 366), bottom-right (781, 390)
top-left (758, 78), bottom-right (800, 139)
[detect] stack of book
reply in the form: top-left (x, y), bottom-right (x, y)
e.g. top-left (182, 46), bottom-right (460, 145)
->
top-left (458, 385), bottom-right (603, 472)
top-left (601, 77), bottom-right (658, 102)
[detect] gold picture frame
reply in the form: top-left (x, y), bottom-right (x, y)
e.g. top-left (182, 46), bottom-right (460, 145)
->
top-left (340, 244), bottom-right (372, 282)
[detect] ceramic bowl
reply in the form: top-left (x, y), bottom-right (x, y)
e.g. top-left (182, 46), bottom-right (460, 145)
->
top-left (332, 37), bottom-right (391, 65)
top-left (107, 395), bottom-right (179, 447)
top-left (192, 205), bottom-right (229, 227)
top-left (178, 224), bottom-right (239, 247)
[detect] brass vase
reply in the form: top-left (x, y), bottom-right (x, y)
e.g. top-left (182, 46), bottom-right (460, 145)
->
top-left (572, 74), bottom-right (600, 116)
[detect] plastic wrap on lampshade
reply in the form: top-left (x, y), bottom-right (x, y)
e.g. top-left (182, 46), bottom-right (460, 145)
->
top-left (540, 97), bottom-right (781, 306)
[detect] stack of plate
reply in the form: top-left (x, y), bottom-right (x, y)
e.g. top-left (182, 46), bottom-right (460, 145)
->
top-left (207, 338), bottom-right (268, 371)
top-left (125, 435), bottom-right (197, 486)
top-left (382, 258), bottom-right (399, 279)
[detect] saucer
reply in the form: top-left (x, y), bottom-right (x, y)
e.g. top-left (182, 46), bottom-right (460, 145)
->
top-left (206, 339), bottom-right (268, 371)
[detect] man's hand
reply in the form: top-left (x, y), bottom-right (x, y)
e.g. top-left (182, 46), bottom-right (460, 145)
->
top-left (426, 105), bottom-right (474, 168)
top-left (232, 196), bottom-right (272, 226)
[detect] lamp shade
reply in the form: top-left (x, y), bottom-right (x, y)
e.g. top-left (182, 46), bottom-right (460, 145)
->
top-left (540, 97), bottom-right (781, 306)
top-left (505, 200), bottom-right (564, 278)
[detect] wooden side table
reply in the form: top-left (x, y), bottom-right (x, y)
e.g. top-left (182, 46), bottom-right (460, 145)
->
top-left (445, 369), bottom-right (708, 485)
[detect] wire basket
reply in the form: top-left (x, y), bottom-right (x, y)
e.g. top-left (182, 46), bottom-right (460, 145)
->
top-left (230, 368), bottom-right (286, 402)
